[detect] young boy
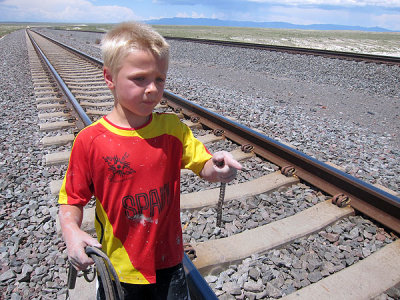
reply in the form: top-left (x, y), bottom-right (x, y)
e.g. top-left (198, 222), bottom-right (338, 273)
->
top-left (58, 22), bottom-right (242, 299)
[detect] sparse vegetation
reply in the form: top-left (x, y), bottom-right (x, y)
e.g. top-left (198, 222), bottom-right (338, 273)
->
top-left (0, 24), bottom-right (28, 38)
top-left (1, 23), bottom-right (399, 56)
top-left (52, 24), bottom-right (110, 32)
top-left (152, 25), bottom-right (400, 56)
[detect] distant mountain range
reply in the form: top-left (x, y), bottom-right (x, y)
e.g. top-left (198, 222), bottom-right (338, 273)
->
top-left (146, 17), bottom-right (392, 32)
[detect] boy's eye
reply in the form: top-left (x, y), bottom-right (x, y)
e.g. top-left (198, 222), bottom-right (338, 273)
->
top-left (133, 77), bottom-right (145, 81)
top-left (156, 77), bottom-right (165, 83)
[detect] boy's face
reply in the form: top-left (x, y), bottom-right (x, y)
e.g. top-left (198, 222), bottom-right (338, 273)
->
top-left (104, 49), bottom-right (168, 125)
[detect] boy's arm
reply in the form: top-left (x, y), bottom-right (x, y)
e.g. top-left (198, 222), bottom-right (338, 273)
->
top-left (200, 151), bottom-right (242, 183)
top-left (59, 204), bottom-right (102, 271)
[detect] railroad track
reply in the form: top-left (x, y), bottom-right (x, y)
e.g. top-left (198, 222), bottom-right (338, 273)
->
top-left (164, 37), bottom-right (400, 66)
top-left (26, 29), bottom-right (400, 299)
top-left (40, 27), bottom-right (400, 66)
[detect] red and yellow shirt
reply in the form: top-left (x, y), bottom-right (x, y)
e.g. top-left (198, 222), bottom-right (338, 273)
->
top-left (58, 113), bottom-right (212, 284)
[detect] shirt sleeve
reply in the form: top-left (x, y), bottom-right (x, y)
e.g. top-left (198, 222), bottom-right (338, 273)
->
top-left (58, 129), bottom-right (93, 206)
top-left (179, 121), bottom-right (212, 175)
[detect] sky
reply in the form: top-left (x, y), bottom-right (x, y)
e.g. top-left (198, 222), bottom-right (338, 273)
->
top-left (1, 0), bottom-right (400, 31)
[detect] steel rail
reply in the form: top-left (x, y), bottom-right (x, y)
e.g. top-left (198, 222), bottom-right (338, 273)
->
top-left (166, 36), bottom-right (400, 65)
top-left (162, 90), bottom-right (400, 234)
top-left (183, 254), bottom-right (219, 300)
top-left (27, 29), bottom-right (218, 300)
top-left (30, 29), bottom-right (102, 67)
top-left (26, 30), bottom-right (92, 127)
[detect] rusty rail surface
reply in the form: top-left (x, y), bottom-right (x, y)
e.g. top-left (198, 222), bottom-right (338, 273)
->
top-left (162, 91), bottom-right (400, 233)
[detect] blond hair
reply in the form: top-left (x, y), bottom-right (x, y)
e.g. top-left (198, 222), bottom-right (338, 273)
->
top-left (101, 22), bottom-right (169, 77)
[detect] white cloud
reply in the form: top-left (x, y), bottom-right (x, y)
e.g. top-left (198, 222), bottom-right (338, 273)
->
top-left (176, 11), bottom-right (206, 18)
top-left (260, 4), bottom-right (400, 30)
top-left (247, 0), bottom-right (400, 7)
top-left (266, 5), bottom-right (344, 24)
top-left (175, 12), bottom-right (190, 18)
top-left (372, 13), bottom-right (400, 30)
top-left (211, 13), bottom-right (222, 19)
top-left (0, 0), bottom-right (137, 22)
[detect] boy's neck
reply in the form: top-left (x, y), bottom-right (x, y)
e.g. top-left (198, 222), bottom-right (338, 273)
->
top-left (106, 108), bottom-right (152, 129)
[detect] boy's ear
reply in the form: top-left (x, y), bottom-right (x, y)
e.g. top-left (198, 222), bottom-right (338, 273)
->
top-left (103, 67), bottom-right (115, 89)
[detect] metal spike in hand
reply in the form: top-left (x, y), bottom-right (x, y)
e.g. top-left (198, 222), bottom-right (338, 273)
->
top-left (216, 182), bottom-right (226, 228)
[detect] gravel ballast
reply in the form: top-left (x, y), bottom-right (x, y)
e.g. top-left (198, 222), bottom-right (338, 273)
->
top-left (0, 28), bottom-right (399, 299)
top-left (1, 30), bottom-right (66, 299)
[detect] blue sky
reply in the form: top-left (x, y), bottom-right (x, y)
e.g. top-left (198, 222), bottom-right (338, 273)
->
top-left (1, 0), bottom-right (400, 31)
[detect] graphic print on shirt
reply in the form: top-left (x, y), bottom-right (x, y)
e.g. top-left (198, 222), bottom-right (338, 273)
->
top-left (122, 183), bottom-right (170, 220)
top-left (103, 152), bottom-right (136, 182)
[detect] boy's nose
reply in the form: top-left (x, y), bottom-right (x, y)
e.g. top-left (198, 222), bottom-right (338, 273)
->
top-left (145, 81), bottom-right (157, 94)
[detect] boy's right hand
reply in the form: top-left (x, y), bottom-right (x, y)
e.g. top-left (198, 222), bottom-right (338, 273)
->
top-left (66, 229), bottom-right (102, 271)
top-left (59, 204), bottom-right (102, 270)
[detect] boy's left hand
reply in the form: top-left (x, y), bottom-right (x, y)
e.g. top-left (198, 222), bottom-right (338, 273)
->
top-left (211, 151), bottom-right (242, 183)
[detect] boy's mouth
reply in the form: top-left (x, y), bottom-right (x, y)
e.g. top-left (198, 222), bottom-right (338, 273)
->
top-left (142, 101), bottom-right (156, 105)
